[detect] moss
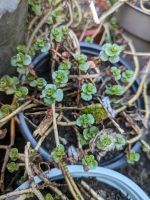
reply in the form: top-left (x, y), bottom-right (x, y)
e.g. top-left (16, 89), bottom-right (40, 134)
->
top-left (82, 104), bottom-right (108, 124)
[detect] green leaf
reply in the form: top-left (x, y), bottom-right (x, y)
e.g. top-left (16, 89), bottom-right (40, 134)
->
top-left (15, 87), bottom-right (28, 100)
top-left (97, 134), bottom-right (115, 151)
top-left (126, 151), bottom-right (140, 164)
top-left (81, 93), bottom-right (92, 101)
top-left (7, 162), bottom-right (19, 173)
top-left (111, 66), bottom-right (121, 80)
top-left (51, 144), bottom-right (65, 163)
top-left (45, 193), bottom-right (54, 200)
top-left (109, 55), bottom-right (120, 63)
top-left (99, 51), bottom-right (108, 62)
top-left (76, 114), bottom-right (95, 128)
top-left (121, 70), bottom-right (134, 83)
top-left (79, 62), bottom-right (89, 72)
top-left (83, 126), bottom-right (99, 141)
top-left (52, 70), bottom-right (68, 85)
top-left (9, 148), bottom-right (19, 161)
top-left (82, 155), bottom-right (97, 170)
top-left (55, 89), bottom-right (64, 102)
top-left (23, 55), bottom-right (32, 66)
top-left (41, 43), bottom-right (51, 52)
top-left (105, 85), bottom-right (125, 96)
top-left (115, 134), bottom-right (126, 150)
top-left (29, 80), bottom-right (37, 87)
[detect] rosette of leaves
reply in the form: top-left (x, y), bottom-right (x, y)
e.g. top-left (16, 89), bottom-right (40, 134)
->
top-left (47, 15), bottom-right (53, 25)
top-left (99, 43), bottom-right (122, 64)
top-left (25, 73), bottom-right (36, 87)
top-left (0, 75), bottom-right (19, 94)
top-left (7, 162), bottom-right (19, 173)
top-left (9, 148), bottom-right (19, 161)
top-left (45, 193), bottom-right (54, 200)
top-left (76, 114), bottom-right (95, 128)
top-left (52, 7), bottom-right (63, 23)
top-left (15, 87), bottom-right (28, 100)
top-left (81, 83), bottom-right (97, 101)
top-left (28, 0), bottom-right (42, 15)
top-left (50, 27), bottom-right (63, 43)
top-left (74, 54), bottom-right (89, 72)
top-left (83, 104), bottom-right (108, 124)
top-left (33, 36), bottom-right (51, 53)
top-left (16, 44), bottom-right (26, 54)
top-left (97, 134), bottom-right (115, 151)
top-left (52, 70), bottom-right (69, 85)
top-left (0, 104), bottom-right (12, 119)
top-left (115, 134), bottom-right (126, 150)
top-left (82, 155), bottom-right (98, 170)
top-left (121, 70), bottom-right (134, 83)
top-left (126, 151), bottom-right (140, 164)
top-left (58, 60), bottom-right (71, 72)
top-left (61, 26), bottom-right (69, 35)
top-left (42, 84), bottom-right (63, 105)
top-left (83, 126), bottom-right (99, 142)
top-left (11, 53), bottom-right (32, 74)
top-left (105, 84), bottom-right (125, 96)
top-left (37, 78), bottom-right (47, 90)
top-left (51, 144), bottom-right (65, 163)
top-left (111, 66), bottom-right (121, 80)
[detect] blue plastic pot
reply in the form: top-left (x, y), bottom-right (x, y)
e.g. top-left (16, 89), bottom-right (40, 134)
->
top-left (7, 165), bottom-right (149, 200)
top-left (18, 42), bottom-right (145, 169)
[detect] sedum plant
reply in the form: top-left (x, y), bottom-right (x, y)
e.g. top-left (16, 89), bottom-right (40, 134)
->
top-left (82, 155), bottom-right (98, 170)
top-left (126, 151), bottom-right (140, 164)
top-left (121, 70), bottom-right (134, 83)
top-left (58, 60), bottom-right (71, 72)
top-left (27, 0), bottom-right (42, 15)
top-left (32, 36), bottom-right (51, 53)
top-left (99, 43), bottom-right (122, 64)
top-left (115, 134), bottom-right (126, 150)
top-left (52, 70), bottom-right (69, 85)
top-left (76, 114), bottom-right (95, 128)
top-left (83, 126), bottom-right (99, 142)
top-left (7, 162), bottom-right (19, 173)
top-left (11, 53), bottom-right (32, 74)
top-left (51, 144), bottom-right (65, 163)
top-left (74, 54), bottom-right (89, 72)
top-left (9, 148), bottom-right (19, 161)
top-left (42, 84), bottom-right (63, 106)
top-left (15, 87), bottom-right (28, 100)
top-left (0, 75), bottom-right (19, 95)
top-left (45, 193), bottom-right (54, 200)
top-left (97, 134), bottom-right (115, 151)
top-left (81, 83), bottom-right (97, 101)
top-left (105, 84), bottom-right (125, 96)
top-left (111, 66), bottom-right (121, 80)
top-left (50, 27), bottom-right (63, 43)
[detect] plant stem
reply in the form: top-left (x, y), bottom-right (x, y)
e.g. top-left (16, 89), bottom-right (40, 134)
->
top-left (52, 103), bottom-right (60, 146)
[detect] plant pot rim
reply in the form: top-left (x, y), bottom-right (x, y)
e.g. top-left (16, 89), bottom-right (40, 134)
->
top-left (12, 165), bottom-right (149, 200)
top-left (18, 42), bottom-right (145, 169)
top-left (125, 2), bottom-right (150, 16)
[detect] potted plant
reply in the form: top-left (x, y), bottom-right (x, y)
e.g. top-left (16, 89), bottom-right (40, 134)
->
top-left (116, 0), bottom-right (150, 66)
top-left (0, 26), bottom-right (148, 171)
top-left (5, 165), bottom-right (149, 200)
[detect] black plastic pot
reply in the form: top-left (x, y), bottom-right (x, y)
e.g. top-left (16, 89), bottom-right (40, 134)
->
top-left (18, 42), bottom-right (145, 169)
top-left (116, 2), bottom-right (150, 67)
top-left (8, 165), bottom-right (149, 200)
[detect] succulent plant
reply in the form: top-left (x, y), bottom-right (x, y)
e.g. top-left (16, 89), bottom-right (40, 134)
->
top-left (9, 148), bottom-right (19, 161)
top-left (76, 114), bottom-right (95, 128)
top-left (58, 61), bottom-right (71, 71)
top-left (37, 78), bottom-right (47, 90)
top-left (74, 54), bottom-right (89, 72)
top-left (81, 83), bottom-right (97, 101)
top-left (83, 104), bottom-right (108, 124)
top-left (42, 84), bottom-right (63, 105)
top-left (33, 37), bottom-right (51, 53)
top-left (28, 0), bottom-right (42, 15)
top-left (111, 66), bottom-right (121, 80)
top-left (105, 84), bottom-right (125, 96)
top-left (61, 26), bottom-right (69, 35)
top-left (7, 162), bottom-right (19, 173)
top-left (47, 15), bottom-right (53, 25)
top-left (0, 75), bottom-right (19, 95)
top-left (51, 144), bottom-right (65, 163)
top-left (45, 193), bottom-right (54, 200)
top-left (100, 43), bottom-right (122, 64)
top-left (83, 126), bottom-right (99, 141)
top-left (11, 53), bottom-right (32, 74)
top-left (126, 151), bottom-right (140, 164)
top-left (115, 134), bottom-right (126, 150)
top-left (16, 44), bottom-right (26, 54)
top-left (50, 27), bottom-right (63, 43)
top-left (15, 87), bottom-right (28, 100)
top-left (121, 70), bottom-right (134, 83)
top-left (82, 155), bottom-right (98, 170)
top-left (52, 70), bottom-right (69, 85)
top-left (97, 134), bottom-right (115, 151)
